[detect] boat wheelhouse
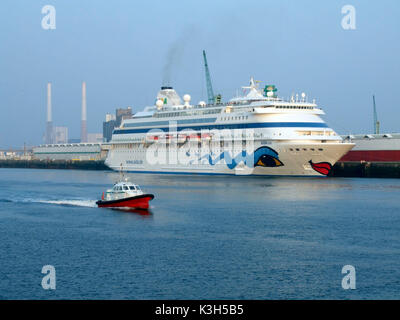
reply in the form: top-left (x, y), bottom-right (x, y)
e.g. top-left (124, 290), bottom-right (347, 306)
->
top-left (96, 179), bottom-right (154, 209)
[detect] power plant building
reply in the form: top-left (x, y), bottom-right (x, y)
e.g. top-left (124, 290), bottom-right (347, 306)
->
top-left (37, 81), bottom-right (135, 161)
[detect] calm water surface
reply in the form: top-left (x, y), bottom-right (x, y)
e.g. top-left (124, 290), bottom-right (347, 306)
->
top-left (0, 168), bottom-right (399, 299)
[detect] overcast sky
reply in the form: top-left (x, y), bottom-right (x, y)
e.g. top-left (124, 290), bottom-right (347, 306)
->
top-left (1, 0), bottom-right (399, 148)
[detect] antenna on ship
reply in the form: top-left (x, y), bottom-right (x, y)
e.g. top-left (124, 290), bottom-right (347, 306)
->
top-left (373, 95), bottom-right (380, 134)
top-left (203, 50), bottom-right (222, 104)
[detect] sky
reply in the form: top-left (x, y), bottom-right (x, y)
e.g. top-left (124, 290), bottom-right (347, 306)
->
top-left (0, 0), bottom-right (399, 148)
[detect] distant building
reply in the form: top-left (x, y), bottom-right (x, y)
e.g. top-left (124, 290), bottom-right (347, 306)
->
top-left (68, 138), bottom-right (81, 144)
top-left (103, 119), bottom-right (116, 142)
top-left (54, 126), bottom-right (68, 144)
top-left (103, 108), bottom-right (132, 142)
top-left (87, 133), bottom-right (103, 143)
top-left (116, 107), bottom-right (132, 127)
top-left (105, 113), bottom-right (116, 122)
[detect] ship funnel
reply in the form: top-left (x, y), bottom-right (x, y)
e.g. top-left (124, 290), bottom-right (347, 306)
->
top-left (156, 86), bottom-right (182, 106)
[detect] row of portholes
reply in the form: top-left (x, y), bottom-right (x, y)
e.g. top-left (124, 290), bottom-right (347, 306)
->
top-left (221, 116), bottom-right (249, 121)
top-left (117, 147), bottom-right (324, 153)
top-left (289, 148), bottom-right (323, 152)
top-left (276, 106), bottom-right (314, 110)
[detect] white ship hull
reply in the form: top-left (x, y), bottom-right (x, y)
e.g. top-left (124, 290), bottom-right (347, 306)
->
top-left (105, 141), bottom-right (354, 176)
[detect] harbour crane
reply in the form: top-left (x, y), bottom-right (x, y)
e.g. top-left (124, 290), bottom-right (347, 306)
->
top-left (373, 95), bottom-right (380, 134)
top-left (203, 50), bottom-right (216, 104)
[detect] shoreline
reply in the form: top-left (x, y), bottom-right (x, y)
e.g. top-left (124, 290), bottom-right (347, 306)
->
top-left (0, 159), bottom-right (110, 171)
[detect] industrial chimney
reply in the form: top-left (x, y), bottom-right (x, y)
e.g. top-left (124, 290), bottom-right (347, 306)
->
top-left (45, 82), bottom-right (53, 144)
top-left (81, 81), bottom-right (88, 143)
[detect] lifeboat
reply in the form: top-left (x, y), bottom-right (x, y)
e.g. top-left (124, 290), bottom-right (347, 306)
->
top-left (96, 179), bottom-right (154, 209)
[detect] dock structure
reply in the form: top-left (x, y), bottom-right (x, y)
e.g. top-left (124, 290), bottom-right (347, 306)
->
top-left (329, 161), bottom-right (400, 178)
top-left (340, 133), bottom-right (400, 162)
top-left (32, 143), bottom-right (108, 161)
top-left (0, 159), bottom-right (110, 170)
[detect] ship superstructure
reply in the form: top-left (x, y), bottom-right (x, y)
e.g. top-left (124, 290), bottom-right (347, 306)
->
top-left (105, 78), bottom-right (354, 176)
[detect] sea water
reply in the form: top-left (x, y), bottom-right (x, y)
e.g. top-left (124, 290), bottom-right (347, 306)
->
top-left (0, 168), bottom-right (399, 299)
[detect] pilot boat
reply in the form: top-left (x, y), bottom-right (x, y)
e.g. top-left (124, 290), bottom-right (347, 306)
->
top-left (96, 179), bottom-right (154, 209)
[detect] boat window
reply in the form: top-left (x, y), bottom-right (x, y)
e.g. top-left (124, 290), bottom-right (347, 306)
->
top-left (123, 186), bottom-right (129, 190)
top-left (129, 186), bottom-right (136, 190)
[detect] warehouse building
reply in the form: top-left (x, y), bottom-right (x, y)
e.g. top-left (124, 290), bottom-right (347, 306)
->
top-left (33, 143), bottom-right (106, 161)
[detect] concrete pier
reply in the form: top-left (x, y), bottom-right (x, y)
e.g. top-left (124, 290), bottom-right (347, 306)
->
top-left (329, 161), bottom-right (400, 178)
top-left (0, 159), bottom-right (110, 171)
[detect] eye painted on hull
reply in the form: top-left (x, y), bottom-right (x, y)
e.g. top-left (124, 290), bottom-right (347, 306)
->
top-left (254, 147), bottom-right (284, 167)
top-left (309, 160), bottom-right (332, 175)
top-left (255, 154), bottom-right (284, 167)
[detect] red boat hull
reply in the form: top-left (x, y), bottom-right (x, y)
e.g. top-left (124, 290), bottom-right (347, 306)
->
top-left (96, 194), bottom-right (154, 209)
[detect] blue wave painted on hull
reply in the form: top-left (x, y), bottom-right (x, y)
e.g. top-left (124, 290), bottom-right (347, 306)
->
top-left (200, 146), bottom-right (284, 170)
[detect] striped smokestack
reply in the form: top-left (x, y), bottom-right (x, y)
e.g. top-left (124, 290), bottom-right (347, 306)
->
top-left (45, 82), bottom-right (53, 144)
top-left (81, 81), bottom-right (87, 143)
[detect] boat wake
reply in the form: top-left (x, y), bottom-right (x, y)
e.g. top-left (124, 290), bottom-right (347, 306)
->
top-left (36, 199), bottom-right (97, 208)
top-left (0, 198), bottom-right (97, 208)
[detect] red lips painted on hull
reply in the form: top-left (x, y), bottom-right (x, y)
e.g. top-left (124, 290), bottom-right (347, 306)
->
top-left (309, 160), bottom-right (332, 176)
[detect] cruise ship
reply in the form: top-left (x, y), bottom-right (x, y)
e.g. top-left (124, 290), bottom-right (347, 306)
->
top-left (105, 78), bottom-right (354, 176)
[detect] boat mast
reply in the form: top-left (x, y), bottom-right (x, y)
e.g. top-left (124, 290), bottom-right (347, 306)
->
top-left (119, 163), bottom-right (124, 181)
